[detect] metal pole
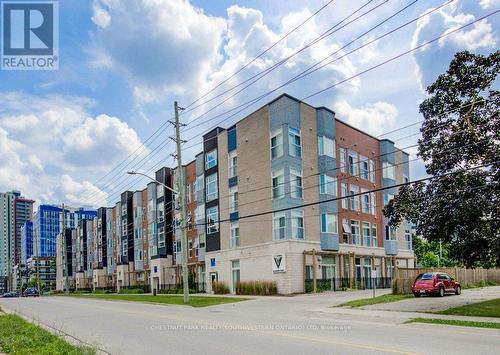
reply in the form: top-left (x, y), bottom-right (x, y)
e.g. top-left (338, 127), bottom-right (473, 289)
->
top-left (174, 101), bottom-right (189, 304)
top-left (62, 204), bottom-right (69, 295)
top-left (35, 229), bottom-right (41, 294)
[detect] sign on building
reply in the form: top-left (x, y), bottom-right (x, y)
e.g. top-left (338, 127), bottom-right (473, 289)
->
top-left (272, 254), bottom-right (285, 273)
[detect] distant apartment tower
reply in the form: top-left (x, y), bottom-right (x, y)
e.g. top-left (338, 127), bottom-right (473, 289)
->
top-left (0, 191), bottom-right (16, 292)
top-left (20, 221), bottom-right (33, 264)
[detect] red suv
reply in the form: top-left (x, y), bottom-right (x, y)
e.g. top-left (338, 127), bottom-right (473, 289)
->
top-left (411, 272), bottom-right (461, 297)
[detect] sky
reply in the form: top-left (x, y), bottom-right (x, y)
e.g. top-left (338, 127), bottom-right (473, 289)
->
top-left (0, 0), bottom-right (498, 208)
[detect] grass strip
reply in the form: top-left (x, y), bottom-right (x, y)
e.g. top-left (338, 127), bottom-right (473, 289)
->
top-left (336, 293), bottom-right (413, 308)
top-left (436, 298), bottom-right (500, 318)
top-left (0, 313), bottom-right (95, 354)
top-left (405, 317), bottom-right (500, 329)
top-left (66, 293), bottom-right (251, 307)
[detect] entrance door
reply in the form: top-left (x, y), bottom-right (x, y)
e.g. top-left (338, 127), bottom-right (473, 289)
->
top-left (363, 259), bottom-right (372, 289)
top-left (324, 265), bottom-right (336, 291)
top-left (231, 260), bottom-right (240, 294)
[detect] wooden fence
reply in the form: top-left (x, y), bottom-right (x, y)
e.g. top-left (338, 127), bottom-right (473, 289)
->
top-left (393, 267), bottom-right (500, 294)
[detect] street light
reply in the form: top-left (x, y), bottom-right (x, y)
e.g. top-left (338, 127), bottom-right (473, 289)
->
top-left (126, 171), bottom-right (189, 303)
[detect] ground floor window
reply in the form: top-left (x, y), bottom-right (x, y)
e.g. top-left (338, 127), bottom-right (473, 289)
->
top-left (231, 260), bottom-right (240, 293)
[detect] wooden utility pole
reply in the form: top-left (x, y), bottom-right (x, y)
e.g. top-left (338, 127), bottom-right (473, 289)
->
top-left (174, 101), bottom-right (189, 304)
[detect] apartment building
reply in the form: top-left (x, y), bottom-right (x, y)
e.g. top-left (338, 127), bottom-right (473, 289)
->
top-left (0, 191), bottom-right (16, 293)
top-left (20, 221), bottom-right (33, 264)
top-left (199, 94), bottom-right (414, 294)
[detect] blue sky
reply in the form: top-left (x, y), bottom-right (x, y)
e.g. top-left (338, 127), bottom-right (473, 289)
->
top-left (0, 0), bottom-right (498, 207)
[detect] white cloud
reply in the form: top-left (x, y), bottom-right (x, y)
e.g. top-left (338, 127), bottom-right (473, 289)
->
top-left (91, 4), bottom-right (111, 29)
top-left (440, 19), bottom-right (496, 50)
top-left (334, 99), bottom-right (398, 136)
top-left (479, 0), bottom-right (500, 9)
top-left (57, 175), bottom-right (108, 207)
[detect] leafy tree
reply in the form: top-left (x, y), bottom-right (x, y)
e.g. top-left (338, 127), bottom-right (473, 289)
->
top-left (384, 51), bottom-right (499, 268)
top-left (27, 276), bottom-right (43, 289)
top-left (412, 235), bottom-right (458, 268)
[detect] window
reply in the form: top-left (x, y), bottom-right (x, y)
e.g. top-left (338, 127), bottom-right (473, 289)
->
top-left (288, 127), bottom-right (301, 157)
top-left (382, 161), bottom-right (395, 180)
top-left (361, 190), bottom-right (370, 213)
top-left (230, 222), bottom-right (240, 248)
top-left (369, 160), bottom-right (375, 182)
top-left (196, 175), bottom-right (204, 193)
top-left (272, 170), bottom-right (285, 199)
top-left (186, 184), bottom-right (192, 204)
top-left (188, 240), bottom-right (193, 257)
top-left (229, 187), bottom-right (238, 213)
top-left (370, 192), bottom-right (377, 215)
top-left (383, 193), bottom-right (394, 206)
top-left (321, 213), bottom-right (338, 234)
top-left (198, 233), bottom-right (206, 249)
top-left (290, 170), bottom-right (303, 198)
top-left (339, 147), bottom-right (347, 173)
top-left (195, 205), bottom-right (204, 222)
top-left (271, 130), bottom-right (283, 159)
top-left (205, 149), bottom-right (217, 170)
top-left (349, 185), bottom-right (360, 211)
top-left (206, 207), bottom-right (219, 234)
top-left (405, 229), bottom-right (412, 250)
top-left (291, 210), bottom-right (304, 239)
top-left (360, 156), bottom-right (369, 180)
top-left (320, 174), bottom-right (336, 195)
top-left (348, 151), bottom-right (359, 176)
top-left (205, 173), bottom-right (218, 202)
top-left (157, 183), bottom-right (164, 198)
top-left (362, 222), bottom-right (371, 247)
top-left (229, 153), bottom-right (237, 178)
top-left (318, 136), bottom-right (335, 157)
top-left (385, 225), bottom-right (396, 240)
top-left (351, 220), bottom-right (360, 245)
top-left (273, 212), bottom-right (286, 240)
top-left (341, 183), bottom-right (348, 208)
top-left (342, 219), bottom-right (350, 244)
top-left (158, 226), bottom-right (165, 248)
top-left (157, 202), bottom-right (164, 223)
top-left (371, 224), bottom-right (377, 246)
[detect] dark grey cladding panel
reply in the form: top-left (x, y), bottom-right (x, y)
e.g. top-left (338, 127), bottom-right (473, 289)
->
top-left (203, 127), bottom-right (224, 152)
top-left (316, 108), bottom-right (335, 138)
top-left (269, 95), bottom-right (300, 131)
top-left (195, 153), bottom-right (204, 176)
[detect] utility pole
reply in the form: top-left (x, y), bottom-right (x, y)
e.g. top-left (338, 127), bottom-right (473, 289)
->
top-left (173, 101), bottom-right (189, 304)
top-left (62, 204), bottom-right (69, 295)
top-left (35, 229), bottom-right (41, 294)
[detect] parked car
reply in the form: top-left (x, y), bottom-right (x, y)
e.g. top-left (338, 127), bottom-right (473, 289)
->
top-left (412, 272), bottom-right (461, 297)
top-left (1, 291), bottom-right (19, 298)
top-left (23, 287), bottom-right (40, 297)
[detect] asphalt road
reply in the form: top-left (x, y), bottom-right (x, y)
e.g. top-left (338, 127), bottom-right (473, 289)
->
top-left (1, 289), bottom-right (499, 355)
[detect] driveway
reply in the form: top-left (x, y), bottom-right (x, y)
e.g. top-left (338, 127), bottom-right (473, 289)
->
top-left (365, 286), bottom-right (500, 312)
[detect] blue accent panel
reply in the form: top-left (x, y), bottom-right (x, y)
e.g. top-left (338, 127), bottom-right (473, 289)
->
top-left (318, 155), bottom-right (336, 175)
top-left (229, 211), bottom-right (239, 222)
top-left (228, 176), bottom-right (238, 187)
top-left (316, 108), bottom-right (335, 138)
top-left (380, 140), bottom-right (396, 164)
top-left (321, 234), bottom-right (339, 251)
top-left (228, 126), bottom-right (237, 152)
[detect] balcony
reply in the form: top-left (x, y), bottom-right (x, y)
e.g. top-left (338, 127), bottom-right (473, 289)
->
top-left (320, 233), bottom-right (339, 251)
top-left (384, 240), bottom-right (399, 255)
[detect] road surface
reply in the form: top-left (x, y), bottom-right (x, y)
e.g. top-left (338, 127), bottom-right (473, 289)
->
top-left (1, 289), bottom-right (499, 355)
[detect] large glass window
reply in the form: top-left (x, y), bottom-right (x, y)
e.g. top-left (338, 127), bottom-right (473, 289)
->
top-left (290, 170), bottom-right (303, 198)
top-left (157, 202), bottom-right (164, 223)
top-left (385, 225), bottom-right (396, 240)
top-left (405, 229), bottom-right (412, 250)
top-left (371, 224), bottom-right (378, 247)
top-left (349, 185), bottom-right (360, 211)
top-left (206, 207), bottom-right (219, 234)
top-left (341, 183), bottom-right (348, 208)
top-left (383, 193), bottom-right (394, 206)
top-left (342, 219), bottom-right (350, 244)
top-left (230, 222), bottom-right (240, 248)
top-left (321, 213), bottom-right (338, 234)
top-left (361, 190), bottom-right (370, 214)
top-left (348, 151), bottom-right (359, 176)
top-left (382, 161), bottom-right (395, 180)
top-left (205, 149), bottom-right (217, 170)
top-left (288, 127), bottom-right (302, 158)
top-left (339, 147), bottom-right (347, 173)
top-left (273, 212), bottom-right (286, 240)
top-left (351, 220), bottom-right (360, 245)
top-left (229, 153), bottom-right (237, 178)
top-left (371, 192), bottom-right (377, 215)
top-left (271, 130), bottom-right (283, 159)
top-left (360, 156), bottom-right (369, 180)
top-left (318, 136), bottom-right (335, 158)
top-left (229, 187), bottom-right (238, 213)
top-left (272, 170), bottom-right (285, 199)
top-left (369, 160), bottom-right (375, 182)
top-left (291, 210), bottom-right (304, 239)
top-left (362, 222), bottom-right (371, 246)
top-left (320, 175), bottom-right (336, 195)
top-left (205, 173), bottom-right (218, 202)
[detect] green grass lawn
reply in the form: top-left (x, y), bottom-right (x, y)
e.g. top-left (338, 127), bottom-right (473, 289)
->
top-left (437, 298), bottom-right (500, 318)
top-left (406, 317), bottom-right (500, 329)
top-left (0, 311), bottom-right (94, 354)
top-left (336, 293), bottom-right (413, 308)
top-left (66, 293), bottom-right (251, 307)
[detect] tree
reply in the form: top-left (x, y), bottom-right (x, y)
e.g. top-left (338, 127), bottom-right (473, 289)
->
top-left (412, 235), bottom-right (457, 268)
top-left (384, 51), bottom-right (499, 268)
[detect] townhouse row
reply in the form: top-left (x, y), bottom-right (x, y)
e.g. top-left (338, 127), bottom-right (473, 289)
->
top-left (56, 93), bottom-right (415, 294)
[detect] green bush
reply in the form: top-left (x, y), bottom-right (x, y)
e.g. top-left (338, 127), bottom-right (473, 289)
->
top-left (118, 288), bottom-right (144, 294)
top-left (212, 281), bottom-right (230, 294)
top-left (236, 281), bottom-right (277, 296)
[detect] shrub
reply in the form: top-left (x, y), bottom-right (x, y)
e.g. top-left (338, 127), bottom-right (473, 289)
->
top-left (118, 288), bottom-right (144, 294)
top-left (236, 281), bottom-right (277, 296)
top-left (212, 281), bottom-right (230, 294)
top-left (392, 279), bottom-right (399, 295)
